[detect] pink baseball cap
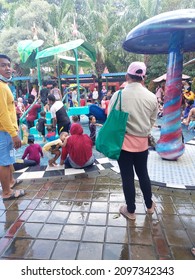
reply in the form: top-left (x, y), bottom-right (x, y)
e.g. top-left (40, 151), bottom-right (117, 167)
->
top-left (127, 61), bottom-right (146, 77)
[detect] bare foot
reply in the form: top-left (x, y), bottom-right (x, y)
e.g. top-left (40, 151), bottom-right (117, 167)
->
top-left (49, 163), bottom-right (58, 167)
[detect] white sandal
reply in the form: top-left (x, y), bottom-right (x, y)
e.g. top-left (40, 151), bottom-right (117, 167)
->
top-left (119, 205), bottom-right (136, 220)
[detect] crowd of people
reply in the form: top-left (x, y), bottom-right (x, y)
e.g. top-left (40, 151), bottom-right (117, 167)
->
top-left (10, 71), bottom-right (114, 172)
top-left (154, 79), bottom-right (195, 133)
top-left (0, 53), bottom-right (194, 257)
top-left (1, 57), bottom-right (114, 177)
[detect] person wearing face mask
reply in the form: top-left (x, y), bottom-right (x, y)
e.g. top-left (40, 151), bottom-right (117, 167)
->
top-left (0, 54), bottom-right (25, 200)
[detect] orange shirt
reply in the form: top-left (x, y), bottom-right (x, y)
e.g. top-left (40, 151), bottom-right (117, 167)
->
top-left (122, 134), bottom-right (148, 152)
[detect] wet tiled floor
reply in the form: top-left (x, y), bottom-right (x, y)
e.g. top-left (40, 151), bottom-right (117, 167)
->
top-left (13, 141), bottom-right (195, 190)
top-left (0, 169), bottom-right (195, 260)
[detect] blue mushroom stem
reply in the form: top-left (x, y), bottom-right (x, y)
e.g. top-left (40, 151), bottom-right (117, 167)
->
top-left (156, 31), bottom-right (185, 160)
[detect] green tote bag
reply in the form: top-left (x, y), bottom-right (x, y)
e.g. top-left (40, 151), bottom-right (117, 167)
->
top-left (95, 90), bottom-right (128, 160)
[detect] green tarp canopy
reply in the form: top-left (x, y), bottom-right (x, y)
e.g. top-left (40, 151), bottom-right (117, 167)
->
top-left (17, 40), bottom-right (54, 68)
top-left (35, 39), bottom-right (96, 62)
top-left (18, 40), bottom-right (44, 63)
top-left (58, 55), bottom-right (91, 67)
top-left (18, 39), bottom-right (96, 68)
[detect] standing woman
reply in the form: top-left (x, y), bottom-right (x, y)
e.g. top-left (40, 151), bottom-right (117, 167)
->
top-left (108, 62), bottom-right (158, 220)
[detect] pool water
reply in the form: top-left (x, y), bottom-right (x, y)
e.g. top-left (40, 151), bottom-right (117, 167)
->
top-left (152, 118), bottom-right (195, 143)
top-left (16, 122), bottom-right (103, 166)
top-left (16, 119), bottom-right (195, 166)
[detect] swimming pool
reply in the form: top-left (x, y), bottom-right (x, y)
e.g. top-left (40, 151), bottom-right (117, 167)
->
top-left (16, 122), bottom-right (103, 166)
top-left (16, 119), bottom-right (195, 166)
top-left (152, 118), bottom-right (195, 143)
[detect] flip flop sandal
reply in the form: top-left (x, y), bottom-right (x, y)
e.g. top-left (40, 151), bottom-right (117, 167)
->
top-left (11, 179), bottom-right (23, 189)
top-left (119, 205), bottom-right (136, 220)
top-left (3, 189), bottom-right (25, 201)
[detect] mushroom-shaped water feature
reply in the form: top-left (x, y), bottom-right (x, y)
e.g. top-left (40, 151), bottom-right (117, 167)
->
top-left (123, 9), bottom-right (195, 160)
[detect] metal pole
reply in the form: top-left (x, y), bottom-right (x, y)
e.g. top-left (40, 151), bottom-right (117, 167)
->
top-left (57, 57), bottom-right (62, 93)
top-left (73, 48), bottom-right (80, 106)
top-left (36, 48), bottom-right (42, 91)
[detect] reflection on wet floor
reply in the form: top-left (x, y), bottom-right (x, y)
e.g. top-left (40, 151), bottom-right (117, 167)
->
top-left (0, 172), bottom-right (195, 260)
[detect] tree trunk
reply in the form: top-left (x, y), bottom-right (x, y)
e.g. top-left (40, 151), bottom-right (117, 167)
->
top-left (95, 61), bottom-right (105, 99)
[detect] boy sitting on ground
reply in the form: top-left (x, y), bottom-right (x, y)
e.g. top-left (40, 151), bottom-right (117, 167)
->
top-left (42, 132), bottom-right (69, 167)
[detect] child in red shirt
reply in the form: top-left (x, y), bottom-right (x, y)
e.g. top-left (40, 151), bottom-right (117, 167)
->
top-left (45, 125), bottom-right (56, 141)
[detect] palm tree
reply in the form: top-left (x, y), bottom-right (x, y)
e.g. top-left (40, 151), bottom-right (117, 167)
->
top-left (74, 0), bottom-right (110, 92)
top-left (47, 0), bottom-right (108, 92)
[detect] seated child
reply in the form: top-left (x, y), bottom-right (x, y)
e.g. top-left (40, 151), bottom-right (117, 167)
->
top-left (36, 111), bottom-right (47, 142)
top-left (89, 115), bottom-right (102, 145)
top-left (188, 115), bottom-right (195, 130)
top-left (22, 134), bottom-right (43, 164)
top-left (45, 125), bottom-right (56, 141)
top-left (185, 107), bottom-right (195, 130)
top-left (181, 99), bottom-right (194, 124)
top-left (43, 132), bottom-right (68, 167)
top-left (71, 115), bottom-right (80, 123)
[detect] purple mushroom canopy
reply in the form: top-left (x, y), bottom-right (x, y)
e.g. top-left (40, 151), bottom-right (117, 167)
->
top-left (123, 9), bottom-right (195, 54)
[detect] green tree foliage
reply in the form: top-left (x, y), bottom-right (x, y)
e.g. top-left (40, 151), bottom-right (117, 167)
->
top-left (1, 0), bottom-right (195, 83)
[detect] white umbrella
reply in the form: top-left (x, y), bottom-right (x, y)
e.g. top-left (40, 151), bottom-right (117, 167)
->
top-left (183, 58), bottom-right (195, 66)
top-left (153, 73), bottom-right (190, 82)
